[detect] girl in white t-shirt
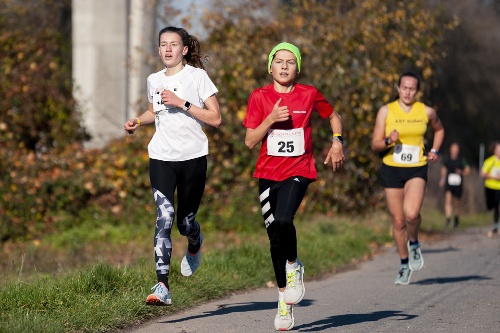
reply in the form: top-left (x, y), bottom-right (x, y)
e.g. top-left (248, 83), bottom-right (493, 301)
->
top-left (124, 26), bottom-right (221, 306)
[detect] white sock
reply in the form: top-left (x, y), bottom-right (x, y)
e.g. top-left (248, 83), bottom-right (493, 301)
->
top-left (286, 260), bottom-right (299, 272)
top-left (278, 290), bottom-right (285, 301)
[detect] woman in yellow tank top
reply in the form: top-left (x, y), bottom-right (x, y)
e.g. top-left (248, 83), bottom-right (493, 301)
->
top-left (371, 71), bottom-right (444, 285)
top-left (481, 142), bottom-right (500, 237)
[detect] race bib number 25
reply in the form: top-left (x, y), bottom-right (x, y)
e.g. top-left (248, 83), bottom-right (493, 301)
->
top-left (267, 128), bottom-right (305, 157)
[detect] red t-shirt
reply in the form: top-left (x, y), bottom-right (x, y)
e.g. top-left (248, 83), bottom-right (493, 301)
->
top-left (244, 83), bottom-right (334, 181)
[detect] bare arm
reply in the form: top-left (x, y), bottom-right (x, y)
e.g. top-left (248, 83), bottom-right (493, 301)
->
top-left (123, 104), bottom-right (156, 134)
top-left (463, 164), bottom-right (471, 176)
top-left (245, 98), bottom-right (289, 149)
top-left (371, 105), bottom-right (392, 152)
top-left (426, 105), bottom-right (444, 163)
top-left (161, 90), bottom-right (222, 128)
top-left (323, 111), bottom-right (345, 172)
top-left (439, 164), bottom-right (447, 188)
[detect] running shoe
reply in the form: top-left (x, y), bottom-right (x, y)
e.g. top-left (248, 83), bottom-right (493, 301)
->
top-left (284, 260), bottom-right (305, 305)
top-left (146, 282), bottom-right (171, 305)
top-left (274, 300), bottom-right (294, 331)
top-left (181, 233), bottom-right (203, 277)
top-left (487, 224), bottom-right (498, 237)
top-left (408, 241), bottom-right (424, 271)
top-left (394, 264), bottom-right (412, 285)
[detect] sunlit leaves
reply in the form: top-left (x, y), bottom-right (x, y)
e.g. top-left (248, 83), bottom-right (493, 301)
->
top-left (202, 0), bottom-right (451, 212)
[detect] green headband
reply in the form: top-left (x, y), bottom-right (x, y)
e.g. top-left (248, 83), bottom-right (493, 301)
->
top-left (268, 42), bottom-right (301, 74)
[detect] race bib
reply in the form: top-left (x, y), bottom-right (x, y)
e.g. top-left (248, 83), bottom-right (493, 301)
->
top-left (492, 167), bottom-right (500, 177)
top-left (267, 128), bottom-right (305, 157)
top-left (152, 82), bottom-right (183, 112)
top-left (448, 173), bottom-right (462, 186)
top-left (393, 144), bottom-right (421, 164)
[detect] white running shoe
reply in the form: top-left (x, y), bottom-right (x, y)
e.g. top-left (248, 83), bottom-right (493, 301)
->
top-left (408, 241), bottom-right (424, 271)
top-left (284, 260), bottom-right (305, 305)
top-left (394, 264), bottom-right (412, 285)
top-left (274, 300), bottom-right (294, 331)
top-left (181, 233), bottom-right (203, 277)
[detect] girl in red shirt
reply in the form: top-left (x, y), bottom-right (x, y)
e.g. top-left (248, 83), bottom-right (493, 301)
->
top-left (244, 42), bottom-right (344, 331)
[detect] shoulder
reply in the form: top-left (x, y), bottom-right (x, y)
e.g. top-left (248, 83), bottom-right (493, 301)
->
top-left (294, 83), bottom-right (317, 92)
top-left (421, 102), bottom-right (437, 117)
top-left (293, 83), bottom-right (322, 98)
top-left (377, 103), bottom-right (389, 116)
top-left (184, 64), bottom-right (209, 76)
top-left (147, 69), bottom-right (164, 81)
top-left (250, 84), bottom-right (274, 96)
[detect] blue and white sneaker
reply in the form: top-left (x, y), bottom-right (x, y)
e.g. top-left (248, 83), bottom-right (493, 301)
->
top-left (146, 282), bottom-right (171, 305)
top-left (181, 233), bottom-right (203, 277)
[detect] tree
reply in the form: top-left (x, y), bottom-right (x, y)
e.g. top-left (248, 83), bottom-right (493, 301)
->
top-left (201, 0), bottom-right (452, 212)
top-left (0, 0), bottom-right (89, 153)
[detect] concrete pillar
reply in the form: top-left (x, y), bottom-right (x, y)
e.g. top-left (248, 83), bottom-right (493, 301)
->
top-left (72, 0), bottom-right (155, 148)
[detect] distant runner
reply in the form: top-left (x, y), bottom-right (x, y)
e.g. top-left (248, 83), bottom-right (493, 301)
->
top-left (481, 141), bottom-right (500, 237)
top-left (371, 70), bottom-right (444, 285)
top-left (439, 142), bottom-right (470, 228)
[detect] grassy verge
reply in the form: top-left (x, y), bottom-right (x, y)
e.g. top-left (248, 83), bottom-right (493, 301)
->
top-left (0, 209), bottom-right (491, 333)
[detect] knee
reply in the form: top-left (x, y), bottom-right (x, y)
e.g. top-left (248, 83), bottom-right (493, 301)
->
top-left (274, 218), bottom-right (294, 229)
top-left (178, 213), bottom-right (198, 236)
top-left (393, 219), bottom-right (406, 232)
top-left (405, 212), bottom-right (420, 225)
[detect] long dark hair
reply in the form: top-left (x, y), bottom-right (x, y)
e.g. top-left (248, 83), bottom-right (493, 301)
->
top-left (158, 26), bottom-right (208, 70)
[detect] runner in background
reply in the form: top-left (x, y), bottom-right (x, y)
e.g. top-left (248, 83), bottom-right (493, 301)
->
top-left (244, 42), bottom-right (344, 331)
top-left (439, 142), bottom-right (470, 228)
top-left (123, 26), bottom-right (221, 305)
top-left (481, 141), bottom-right (500, 237)
top-left (371, 70), bottom-right (444, 285)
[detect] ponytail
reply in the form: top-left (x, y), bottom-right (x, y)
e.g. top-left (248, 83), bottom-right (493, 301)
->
top-left (158, 26), bottom-right (208, 70)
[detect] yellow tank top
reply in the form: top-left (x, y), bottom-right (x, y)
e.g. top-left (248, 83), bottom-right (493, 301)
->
top-left (482, 155), bottom-right (500, 190)
top-left (382, 100), bottom-right (429, 167)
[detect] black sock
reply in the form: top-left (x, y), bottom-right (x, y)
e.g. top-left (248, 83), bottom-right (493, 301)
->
top-left (188, 242), bottom-right (201, 255)
top-left (409, 240), bottom-right (419, 246)
top-left (400, 257), bottom-right (409, 265)
top-left (158, 277), bottom-right (169, 290)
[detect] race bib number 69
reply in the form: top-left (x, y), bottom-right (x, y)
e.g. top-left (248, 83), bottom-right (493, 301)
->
top-left (393, 144), bottom-right (421, 164)
top-left (267, 128), bottom-right (305, 157)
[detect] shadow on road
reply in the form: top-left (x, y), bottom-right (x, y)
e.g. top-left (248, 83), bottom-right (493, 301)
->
top-left (160, 299), bottom-right (314, 324)
top-left (422, 246), bottom-right (461, 254)
top-left (414, 275), bottom-right (491, 285)
top-left (295, 310), bottom-right (417, 332)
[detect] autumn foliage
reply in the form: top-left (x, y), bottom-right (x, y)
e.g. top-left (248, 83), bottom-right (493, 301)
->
top-left (0, 0), bottom-right (453, 241)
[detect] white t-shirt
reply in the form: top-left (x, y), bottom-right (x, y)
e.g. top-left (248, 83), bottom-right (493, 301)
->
top-left (146, 65), bottom-right (218, 161)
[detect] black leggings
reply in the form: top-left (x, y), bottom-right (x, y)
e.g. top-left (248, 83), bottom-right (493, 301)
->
top-left (485, 187), bottom-right (500, 223)
top-left (259, 177), bottom-right (310, 288)
top-left (149, 156), bottom-right (206, 285)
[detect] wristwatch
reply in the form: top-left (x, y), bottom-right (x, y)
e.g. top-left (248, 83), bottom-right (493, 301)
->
top-left (332, 135), bottom-right (344, 145)
top-left (182, 101), bottom-right (192, 111)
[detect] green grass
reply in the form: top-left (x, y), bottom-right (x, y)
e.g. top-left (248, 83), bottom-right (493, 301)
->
top-left (0, 209), bottom-right (491, 333)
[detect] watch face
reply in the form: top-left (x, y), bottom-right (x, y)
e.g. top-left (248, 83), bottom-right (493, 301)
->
top-left (184, 101), bottom-right (191, 108)
top-left (336, 135), bottom-right (344, 143)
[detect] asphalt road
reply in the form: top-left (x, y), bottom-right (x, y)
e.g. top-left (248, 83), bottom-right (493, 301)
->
top-left (123, 228), bottom-right (500, 333)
